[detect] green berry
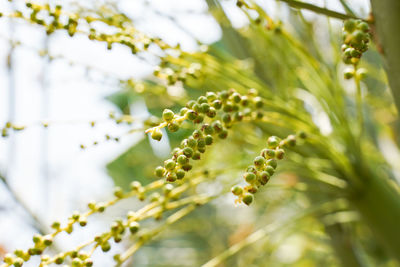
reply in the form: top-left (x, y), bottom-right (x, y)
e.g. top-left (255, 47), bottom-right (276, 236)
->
top-left (164, 159), bottom-right (176, 170)
top-left (186, 100), bottom-right (196, 109)
top-left (267, 136), bottom-right (279, 148)
top-left (212, 121), bottom-right (223, 133)
top-left (187, 137), bottom-right (197, 149)
top-left (247, 166), bottom-right (257, 173)
top-left (267, 159), bottom-right (278, 169)
top-left (183, 147), bottom-right (194, 158)
top-left (197, 96), bottom-right (208, 104)
top-left (192, 152), bottom-right (201, 160)
top-left (298, 131), bottom-right (306, 139)
top-left (231, 93), bottom-right (241, 103)
top-left (198, 147), bottom-right (206, 153)
top-left (244, 172), bottom-right (256, 183)
top-left (194, 114), bottom-right (204, 124)
top-left (187, 110), bottom-right (198, 120)
top-left (193, 130), bottom-right (203, 139)
top-left (356, 68), bottom-right (367, 79)
top-left (219, 90), bottom-right (229, 100)
top-left (113, 187), bottom-right (124, 198)
top-left (201, 103), bottom-right (210, 113)
top-left (151, 129), bottom-right (163, 141)
top-left (162, 109), bottom-right (174, 122)
top-left (266, 165), bottom-right (275, 176)
top-left (206, 92), bottom-right (218, 102)
top-left (206, 107), bottom-right (217, 118)
top-left (287, 134), bottom-right (297, 145)
top-left (344, 19), bottom-right (356, 32)
top-left (254, 156), bottom-right (265, 168)
top-left (202, 124), bottom-right (214, 135)
top-left (259, 171), bottom-right (270, 185)
top-left (222, 113), bottom-right (232, 124)
top-left (166, 173), bottom-right (177, 182)
top-left (253, 96), bottom-right (263, 108)
top-left (129, 221), bottom-right (140, 234)
top-left (344, 68), bottom-right (354, 79)
top-left (155, 166), bottom-right (166, 177)
top-left (276, 149), bottom-right (285, 160)
top-left (101, 242), bottom-right (111, 252)
top-left (242, 193), bottom-right (254, 205)
top-left (182, 164), bottom-right (193, 171)
top-left (180, 107), bottom-right (188, 116)
top-left (261, 148), bottom-right (275, 158)
top-left (193, 103), bottom-right (202, 113)
top-left (197, 138), bottom-right (206, 148)
top-left (205, 135), bottom-right (213, 145)
top-left (358, 21), bottom-right (369, 32)
top-left (218, 130), bottom-right (228, 139)
top-left (177, 155), bottom-right (188, 165)
top-left (223, 103), bottom-right (233, 112)
top-left (176, 169), bottom-right (186, 179)
top-left (231, 185), bottom-right (243, 196)
top-left (168, 121), bottom-right (180, 132)
top-left (212, 100), bottom-right (222, 109)
top-left (241, 96), bottom-right (249, 106)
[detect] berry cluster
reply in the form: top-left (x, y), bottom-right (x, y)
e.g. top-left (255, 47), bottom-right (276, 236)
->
top-left (341, 20), bottom-right (370, 79)
top-left (231, 133), bottom-right (305, 205)
top-left (148, 89), bottom-right (265, 182)
top-left (2, 2), bottom-right (170, 54)
top-left (0, 176), bottom-right (214, 267)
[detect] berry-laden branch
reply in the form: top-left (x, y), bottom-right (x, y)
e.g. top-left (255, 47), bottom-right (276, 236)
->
top-left (341, 19), bottom-right (371, 140)
top-left (231, 133), bottom-right (305, 205)
top-left (147, 89), bottom-right (265, 182)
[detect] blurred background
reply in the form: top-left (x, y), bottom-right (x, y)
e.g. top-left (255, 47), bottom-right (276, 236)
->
top-left (3, 0), bottom-right (398, 266)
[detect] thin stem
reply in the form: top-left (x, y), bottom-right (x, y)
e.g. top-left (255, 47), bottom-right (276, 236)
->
top-left (276, 0), bottom-right (361, 20)
top-left (354, 65), bottom-right (364, 141)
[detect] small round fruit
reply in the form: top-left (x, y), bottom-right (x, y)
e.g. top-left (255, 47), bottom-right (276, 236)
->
top-left (242, 193), bottom-right (254, 205)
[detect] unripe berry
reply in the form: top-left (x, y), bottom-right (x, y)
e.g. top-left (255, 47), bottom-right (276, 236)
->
top-left (193, 103), bottom-right (202, 113)
top-left (164, 159), bottom-right (176, 170)
top-left (205, 135), bottom-right (213, 145)
top-left (206, 92), bottom-right (217, 102)
top-left (151, 129), bottom-right (163, 141)
top-left (267, 136), bottom-right (279, 148)
top-left (240, 96), bottom-right (249, 106)
top-left (183, 147), bottom-right (194, 158)
top-left (223, 103), bottom-right (234, 112)
top-left (266, 165), bottom-right (275, 176)
top-left (254, 156), bottom-right (265, 168)
top-left (222, 114), bottom-right (231, 124)
top-left (231, 185), bottom-right (243, 196)
top-left (344, 19), bottom-right (356, 32)
top-left (287, 134), bottom-right (297, 146)
top-left (187, 137), bottom-right (197, 149)
top-left (197, 138), bottom-right (206, 148)
top-left (244, 172), bottom-right (256, 183)
top-left (187, 110), bottom-right (198, 121)
top-left (231, 93), bottom-right (241, 103)
top-left (155, 166), bottom-right (165, 177)
top-left (186, 100), bottom-right (196, 109)
top-left (247, 166), bottom-right (257, 173)
top-left (253, 97), bottom-right (263, 108)
top-left (242, 193), bottom-right (253, 205)
top-left (259, 171), bottom-right (270, 185)
top-left (218, 130), bottom-right (228, 139)
top-left (261, 148), bottom-right (275, 158)
top-left (182, 164), bottom-right (193, 171)
top-left (194, 114), bottom-right (204, 124)
top-left (198, 147), bottom-right (206, 153)
top-left (212, 121), bottom-right (223, 133)
top-left (162, 109), bottom-right (174, 122)
top-left (72, 258), bottom-right (83, 266)
top-left (129, 222), bottom-right (140, 234)
top-left (267, 159), bottom-right (278, 169)
top-left (166, 173), bottom-right (177, 182)
top-left (192, 152), bottom-right (201, 160)
top-left (168, 121), bottom-right (180, 132)
top-left (219, 90), bottom-right (229, 100)
top-left (206, 107), bottom-right (217, 118)
top-left (356, 68), bottom-right (367, 79)
top-left (177, 155), bottom-right (188, 165)
top-left (200, 103), bottom-right (210, 113)
top-left (197, 96), bottom-right (208, 104)
top-left (114, 187), bottom-right (124, 198)
top-left (84, 259), bottom-right (93, 267)
top-left (202, 124), bottom-right (214, 135)
top-left (130, 181), bottom-right (142, 191)
top-left (276, 149), bottom-right (285, 160)
top-left (358, 21), bottom-right (369, 32)
top-left (212, 100), bottom-right (222, 109)
top-left (176, 169), bottom-right (186, 179)
top-left (193, 130), bottom-right (203, 139)
top-left (344, 68), bottom-right (354, 79)
top-left (180, 107), bottom-right (189, 116)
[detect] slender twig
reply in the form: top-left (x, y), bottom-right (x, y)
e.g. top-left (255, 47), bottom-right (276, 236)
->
top-left (338, 0), bottom-right (357, 17)
top-left (0, 173), bottom-right (47, 235)
top-left (277, 0), bottom-right (361, 20)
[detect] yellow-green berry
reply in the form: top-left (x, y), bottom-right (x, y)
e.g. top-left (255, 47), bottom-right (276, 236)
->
top-left (162, 109), bottom-right (174, 122)
top-left (242, 193), bottom-right (253, 205)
